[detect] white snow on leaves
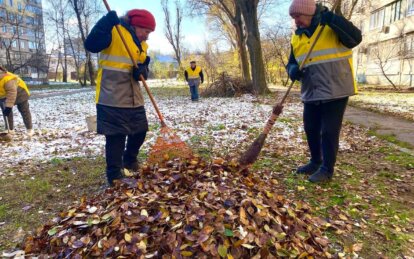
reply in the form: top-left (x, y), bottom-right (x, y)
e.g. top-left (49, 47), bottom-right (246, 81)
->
top-left (0, 87), bottom-right (356, 175)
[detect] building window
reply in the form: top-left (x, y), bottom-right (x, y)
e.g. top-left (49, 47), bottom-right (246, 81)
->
top-left (17, 2), bottom-right (21, 11)
top-left (383, 0), bottom-right (403, 25)
top-left (0, 0), bottom-right (4, 5)
top-left (8, 0), bottom-right (12, 6)
top-left (2, 25), bottom-right (6, 33)
top-left (28, 41), bottom-right (36, 49)
top-left (370, 8), bottom-right (385, 30)
top-left (20, 40), bottom-right (25, 49)
top-left (11, 40), bottom-right (17, 48)
top-left (26, 16), bottom-right (34, 25)
top-left (408, 0), bottom-right (414, 16)
top-left (0, 9), bottom-right (6, 19)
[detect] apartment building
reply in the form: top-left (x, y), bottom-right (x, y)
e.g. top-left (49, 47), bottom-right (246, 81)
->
top-left (0, 0), bottom-right (47, 81)
top-left (349, 0), bottom-right (414, 87)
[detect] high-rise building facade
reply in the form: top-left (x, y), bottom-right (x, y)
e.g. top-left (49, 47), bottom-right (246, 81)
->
top-left (0, 0), bottom-right (47, 81)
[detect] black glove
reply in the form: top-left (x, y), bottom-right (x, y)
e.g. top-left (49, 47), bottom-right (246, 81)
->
top-left (320, 11), bottom-right (334, 25)
top-left (288, 65), bottom-right (303, 81)
top-left (133, 64), bottom-right (148, 81)
top-left (3, 107), bottom-right (12, 116)
top-left (201, 79), bottom-right (204, 84)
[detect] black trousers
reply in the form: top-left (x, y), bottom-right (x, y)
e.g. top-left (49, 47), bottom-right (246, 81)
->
top-left (303, 97), bottom-right (348, 173)
top-left (105, 132), bottom-right (146, 183)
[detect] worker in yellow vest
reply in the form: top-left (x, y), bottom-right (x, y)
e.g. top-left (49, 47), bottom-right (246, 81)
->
top-left (0, 66), bottom-right (33, 137)
top-left (287, 0), bottom-right (362, 183)
top-left (184, 61), bottom-right (204, 101)
top-left (84, 9), bottom-right (155, 186)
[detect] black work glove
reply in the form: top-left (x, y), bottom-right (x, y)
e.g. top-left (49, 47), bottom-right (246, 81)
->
top-left (320, 11), bottom-right (334, 25)
top-left (133, 64), bottom-right (148, 81)
top-left (201, 80), bottom-right (204, 84)
top-left (288, 65), bottom-right (303, 81)
top-left (3, 107), bottom-right (12, 116)
top-left (133, 56), bottom-right (151, 81)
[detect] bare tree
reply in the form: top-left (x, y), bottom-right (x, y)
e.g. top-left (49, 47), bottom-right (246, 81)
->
top-left (263, 24), bottom-right (291, 86)
top-left (371, 41), bottom-right (400, 90)
top-left (188, 0), bottom-right (251, 82)
top-left (162, 0), bottom-right (184, 71)
top-left (44, 0), bottom-right (72, 82)
top-left (68, 0), bottom-right (102, 86)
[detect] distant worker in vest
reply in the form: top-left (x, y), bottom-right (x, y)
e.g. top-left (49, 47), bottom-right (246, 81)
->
top-left (0, 65), bottom-right (33, 137)
top-left (84, 9), bottom-right (155, 186)
top-left (184, 61), bottom-right (204, 102)
top-left (287, 0), bottom-right (362, 183)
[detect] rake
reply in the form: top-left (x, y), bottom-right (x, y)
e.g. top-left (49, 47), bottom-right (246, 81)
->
top-left (103, 0), bottom-right (192, 164)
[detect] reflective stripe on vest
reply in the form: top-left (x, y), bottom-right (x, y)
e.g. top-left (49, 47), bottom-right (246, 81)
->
top-left (186, 66), bottom-right (201, 79)
top-left (291, 24), bottom-right (357, 100)
top-left (96, 25), bottom-right (148, 107)
top-left (0, 72), bottom-right (30, 98)
top-left (293, 25), bottom-right (354, 68)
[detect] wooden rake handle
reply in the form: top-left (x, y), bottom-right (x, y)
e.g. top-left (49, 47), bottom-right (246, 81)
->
top-left (263, 0), bottom-right (340, 134)
top-left (102, 0), bottom-right (167, 128)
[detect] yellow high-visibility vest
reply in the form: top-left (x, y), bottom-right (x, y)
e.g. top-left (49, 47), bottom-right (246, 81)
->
top-left (0, 72), bottom-right (30, 98)
top-left (186, 66), bottom-right (202, 79)
top-left (95, 25), bottom-right (148, 107)
top-left (292, 24), bottom-right (357, 101)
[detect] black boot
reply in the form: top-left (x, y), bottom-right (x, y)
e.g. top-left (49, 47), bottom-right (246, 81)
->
top-left (296, 161), bottom-right (321, 175)
top-left (124, 161), bottom-right (139, 172)
top-left (106, 170), bottom-right (124, 186)
top-left (308, 167), bottom-right (333, 183)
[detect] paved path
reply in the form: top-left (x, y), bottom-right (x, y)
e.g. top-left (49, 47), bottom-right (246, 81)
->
top-left (345, 106), bottom-right (414, 148)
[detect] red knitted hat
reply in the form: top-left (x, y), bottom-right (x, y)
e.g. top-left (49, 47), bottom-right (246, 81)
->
top-left (127, 9), bottom-right (156, 31)
top-left (289, 0), bottom-right (316, 16)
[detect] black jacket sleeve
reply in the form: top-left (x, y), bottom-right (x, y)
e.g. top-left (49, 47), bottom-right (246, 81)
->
top-left (84, 15), bottom-right (114, 53)
top-left (199, 70), bottom-right (204, 82)
top-left (327, 13), bottom-right (362, 49)
top-left (184, 70), bottom-right (188, 81)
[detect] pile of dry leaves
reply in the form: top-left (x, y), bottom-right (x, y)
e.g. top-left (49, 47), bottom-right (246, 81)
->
top-left (201, 73), bottom-right (253, 97)
top-left (23, 157), bottom-right (345, 258)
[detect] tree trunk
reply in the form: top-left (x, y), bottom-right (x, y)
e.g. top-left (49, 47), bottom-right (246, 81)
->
top-left (72, 0), bottom-right (95, 85)
top-left (66, 32), bottom-right (85, 86)
top-left (83, 62), bottom-right (88, 86)
top-left (236, 0), bottom-right (269, 95)
top-left (234, 5), bottom-right (251, 82)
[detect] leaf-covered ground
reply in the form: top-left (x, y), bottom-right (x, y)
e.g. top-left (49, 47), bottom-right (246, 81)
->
top-left (0, 84), bottom-right (413, 257)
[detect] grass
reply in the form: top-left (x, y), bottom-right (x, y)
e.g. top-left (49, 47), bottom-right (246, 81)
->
top-left (368, 130), bottom-right (413, 150)
top-left (0, 157), bottom-right (105, 251)
top-left (250, 147), bottom-right (414, 258)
